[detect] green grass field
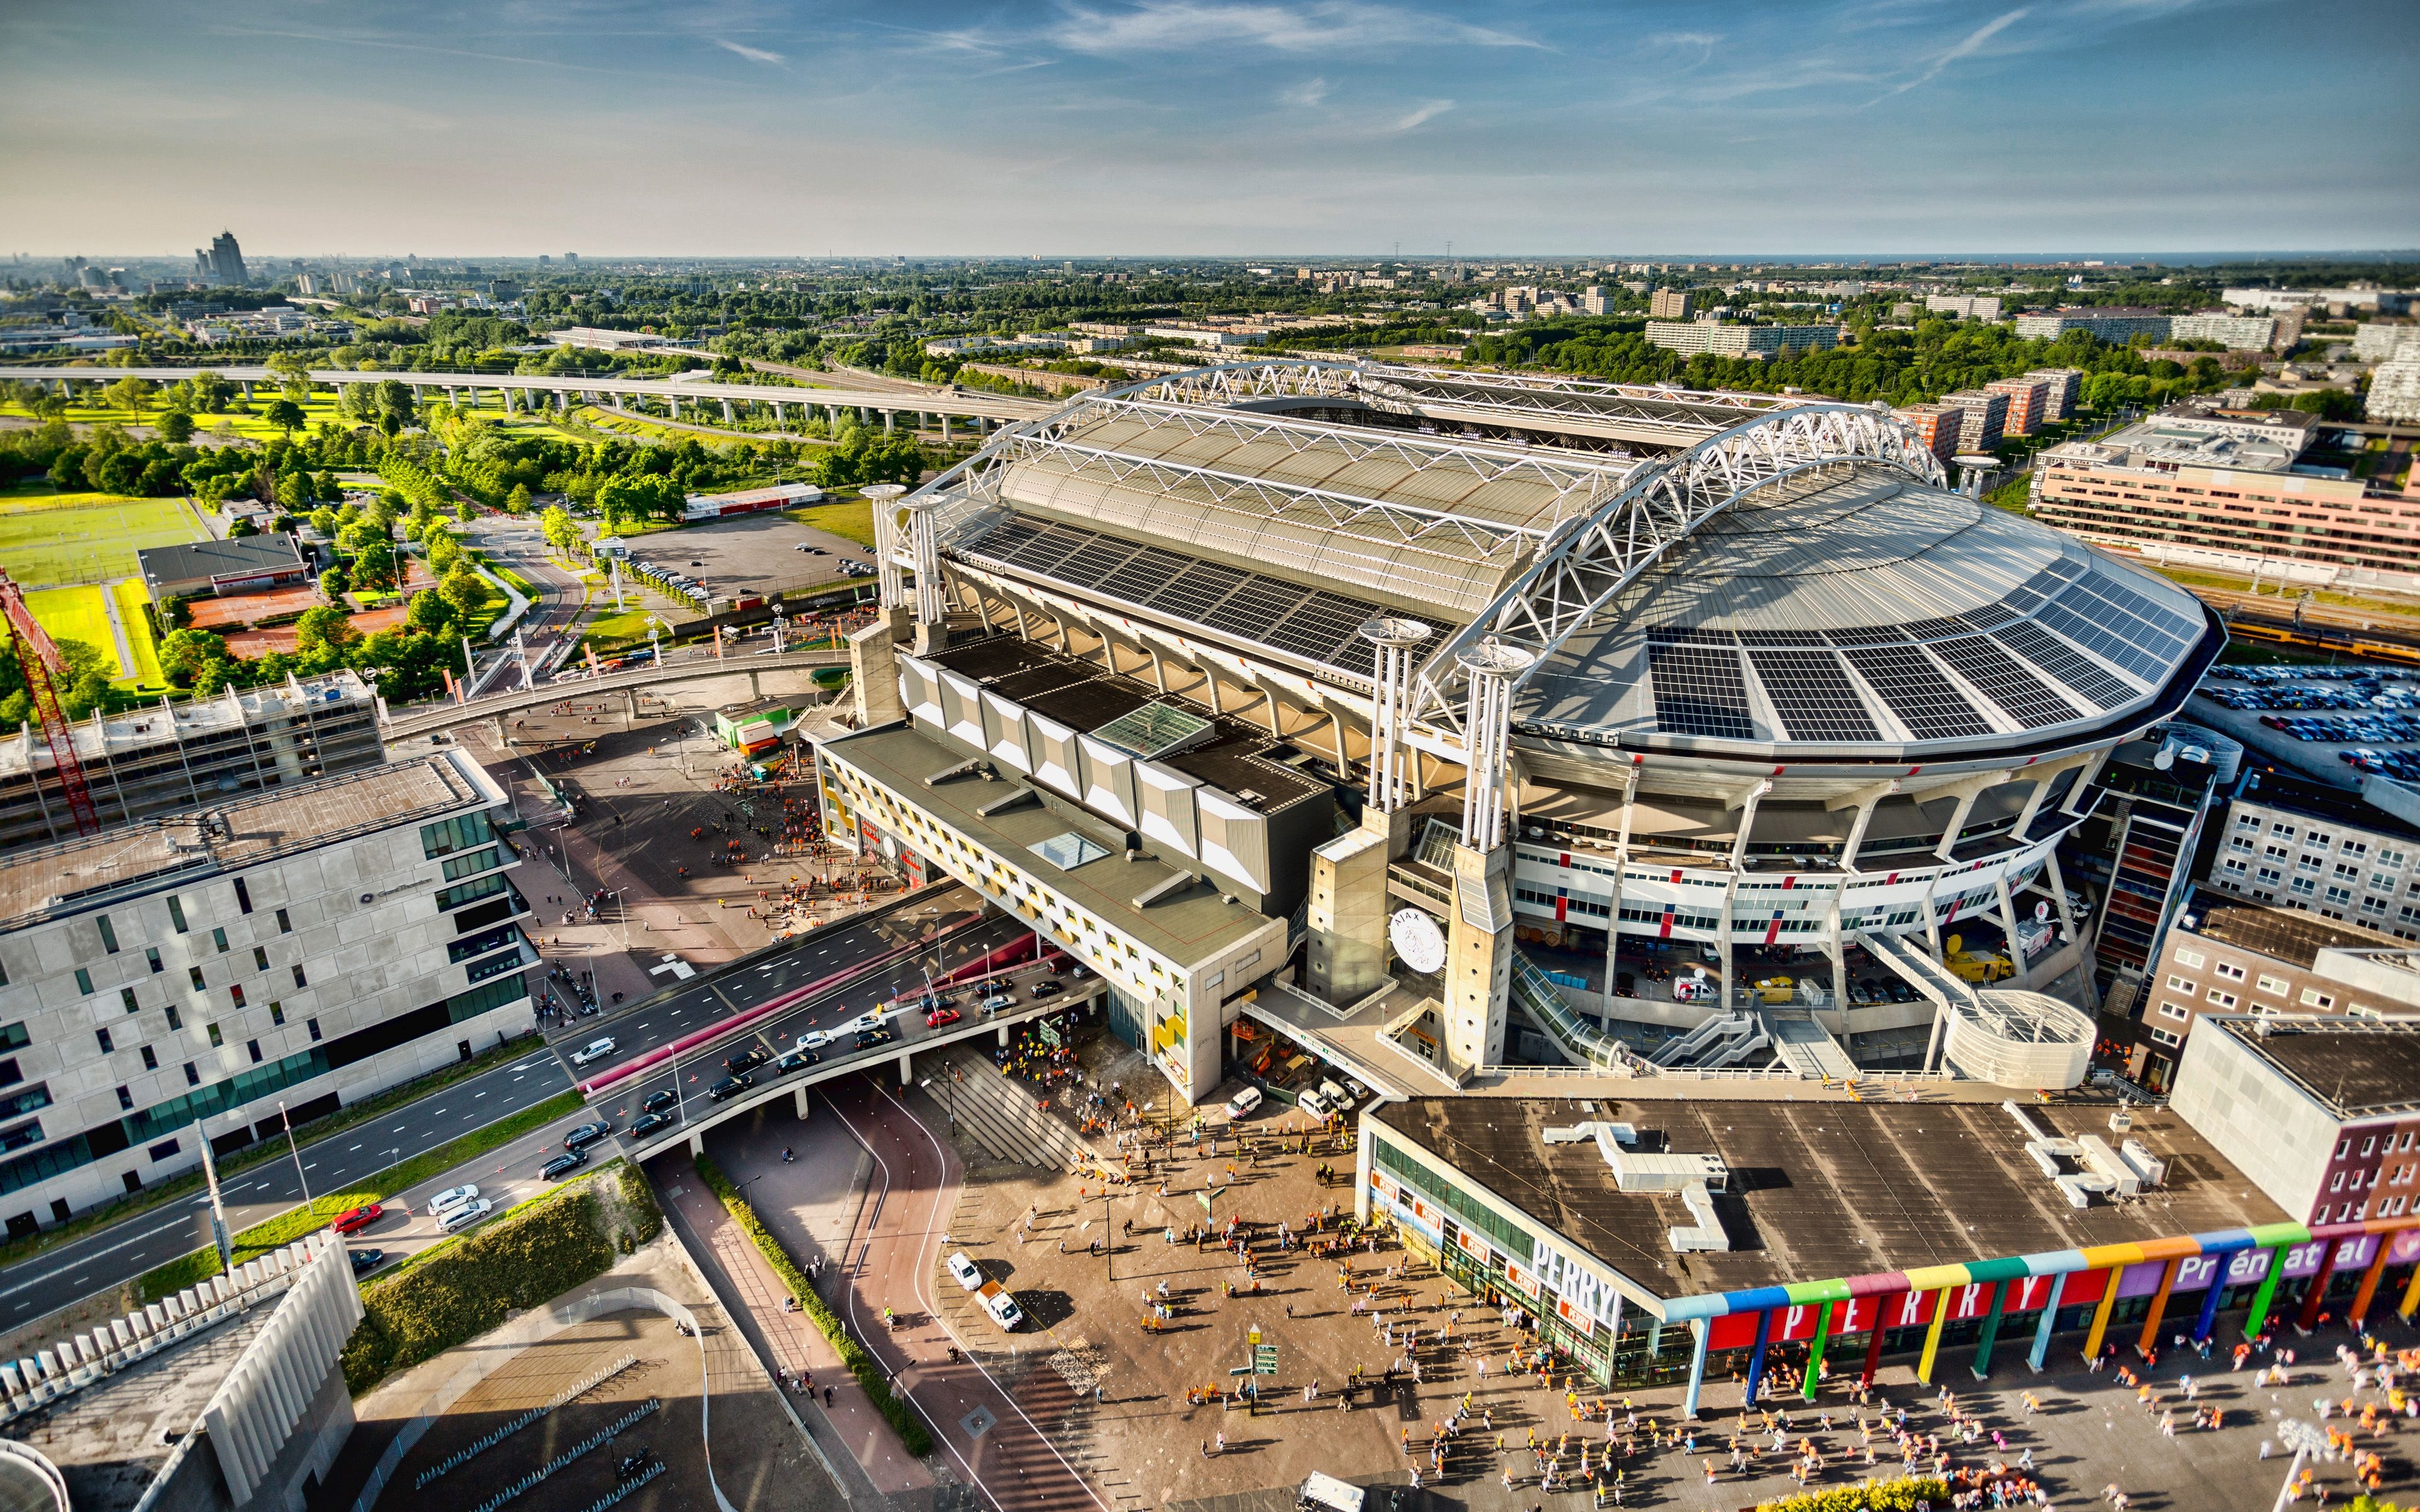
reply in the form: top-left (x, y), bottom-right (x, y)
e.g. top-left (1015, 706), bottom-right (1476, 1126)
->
top-left (23, 585), bottom-right (117, 672)
top-left (112, 578), bottom-right (166, 688)
top-left (785, 495), bottom-right (876, 547)
top-left (0, 486), bottom-right (206, 587)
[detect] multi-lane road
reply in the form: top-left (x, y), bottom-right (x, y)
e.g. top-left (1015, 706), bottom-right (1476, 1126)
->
top-left (0, 1047), bottom-right (574, 1324)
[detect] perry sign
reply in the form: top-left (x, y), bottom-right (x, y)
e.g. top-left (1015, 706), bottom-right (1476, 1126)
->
top-left (1528, 1236), bottom-right (1625, 1337)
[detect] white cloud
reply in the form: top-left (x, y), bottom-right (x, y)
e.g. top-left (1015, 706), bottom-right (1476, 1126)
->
top-left (1876, 7), bottom-right (2027, 98)
top-left (1390, 98), bottom-right (1452, 131)
top-left (713, 37), bottom-right (784, 64)
top-left (1047, 1), bottom-right (1535, 56)
top-left (1280, 76), bottom-right (1330, 108)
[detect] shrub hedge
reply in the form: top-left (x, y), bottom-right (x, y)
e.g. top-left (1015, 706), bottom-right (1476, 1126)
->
top-left (691, 1154), bottom-right (932, 1456)
top-left (1753, 1477), bottom-right (1952, 1511)
top-left (340, 1188), bottom-right (613, 1394)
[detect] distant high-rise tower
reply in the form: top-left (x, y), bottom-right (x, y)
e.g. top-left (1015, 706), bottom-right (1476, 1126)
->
top-left (194, 231), bottom-right (247, 286)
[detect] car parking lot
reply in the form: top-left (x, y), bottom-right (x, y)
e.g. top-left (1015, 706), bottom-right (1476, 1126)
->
top-left (608, 510), bottom-right (872, 609)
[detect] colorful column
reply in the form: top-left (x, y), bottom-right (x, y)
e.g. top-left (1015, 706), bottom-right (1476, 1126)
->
top-left (1743, 1309), bottom-right (1775, 1407)
top-left (1801, 1303), bottom-right (1833, 1402)
top-left (2347, 1237), bottom-right (2396, 1328)
top-left (1681, 1319), bottom-right (1708, 1420)
top-left (1862, 1296), bottom-right (1895, 1388)
top-left (1969, 1281), bottom-right (2010, 1380)
top-left (2296, 1240), bottom-right (2342, 1332)
top-left (2084, 1264), bottom-right (2125, 1364)
top-left (2191, 1255), bottom-right (2230, 1344)
top-left (2400, 1257), bottom-right (2420, 1322)
top-left (2026, 1271), bottom-right (2070, 1373)
top-left (2243, 1246), bottom-right (2290, 1341)
top-left (2137, 1257), bottom-right (2181, 1357)
top-left (1916, 1288), bottom-right (1952, 1385)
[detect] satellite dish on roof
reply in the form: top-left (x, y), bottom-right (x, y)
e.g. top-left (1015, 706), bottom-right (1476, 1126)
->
top-left (2035, 901), bottom-right (2051, 922)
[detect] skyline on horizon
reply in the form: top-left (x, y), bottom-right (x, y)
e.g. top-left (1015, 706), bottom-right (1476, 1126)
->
top-left (4, 0), bottom-right (2417, 258)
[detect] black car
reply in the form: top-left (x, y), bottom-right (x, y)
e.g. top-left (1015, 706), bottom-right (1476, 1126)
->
top-left (854, 1026), bottom-right (896, 1050)
top-left (543, 1148), bottom-right (589, 1180)
top-left (631, 1110), bottom-right (679, 1139)
top-left (348, 1249), bottom-right (386, 1276)
top-left (727, 1045), bottom-right (771, 1076)
top-left (775, 1048), bottom-right (821, 1075)
top-left (1028, 980), bottom-right (1063, 999)
top-left (708, 1072), bottom-right (755, 1102)
top-left (565, 1120), bottom-right (613, 1150)
top-left (642, 1089), bottom-right (678, 1115)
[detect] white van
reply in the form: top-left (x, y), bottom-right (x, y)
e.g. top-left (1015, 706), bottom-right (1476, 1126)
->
top-left (977, 1280), bottom-right (1024, 1331)
top-left (1224, 1085), bottom-right (1264, 1120)
top-left (1297, 1472), bottom-right (1366, 1512)
top-left (439, 1198), bottom-right (493, 1233)
top-left (1298, 1089), bottom-right (1332, 1120)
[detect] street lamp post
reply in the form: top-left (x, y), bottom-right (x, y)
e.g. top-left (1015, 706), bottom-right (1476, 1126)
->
top-left (2274, 1419), bottom-right (2332, 1512)
top-left (279, 1100), bottom-right (313, 1215)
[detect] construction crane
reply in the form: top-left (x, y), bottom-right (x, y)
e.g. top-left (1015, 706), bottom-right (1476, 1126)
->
top-left (0, 566), bottom-right (100, 837)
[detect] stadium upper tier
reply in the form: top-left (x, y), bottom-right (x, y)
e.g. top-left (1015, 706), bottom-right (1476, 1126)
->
top-left (919, 359), bottom-right (2220, 770)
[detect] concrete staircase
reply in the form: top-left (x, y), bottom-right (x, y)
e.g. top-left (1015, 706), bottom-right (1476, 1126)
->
top-left (932, 1046), bottom-right (1099, 1172)
top-left (1761, 1009), bottom-right (1860, 1080)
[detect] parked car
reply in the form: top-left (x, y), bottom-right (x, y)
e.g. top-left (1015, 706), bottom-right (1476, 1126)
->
top-left (631, 1111), bottom-right (678, 1140)
top-left (727, 1045), bottom-right (771, 1076)
top-left (1317, 1079), bottom-right (1351, 1111)
top-left (977, 1281), bottom-right (1025, 1331)
top-left (440, 1199), bottom-right (494, 1233)
top-left (642, 1089), bottom-right (679, 1115)
top-left (1028, 980), bottom-right (1064, 999)
top-left (565, 1120), bottom-right (614, 1150)
top-left (428, 1184), bottom-right (480, 1217)
top-left (331, 1203), bottom-right (383, 1235)
top-left (855, 1026), bottom-right (896, 1050)
top-left (1298, 1089), bottom-right (1332, 1120)
top-left (348, 1249), bottom-right (386, 1276)
top-left (947, 1252), bottom-right (984, 1292)
top-left (775, 1048), bottom-right (821, 1075)
top-left (1225, 1085), bottom-right (1264, 1120)
top-left (795, 1028), bottom-right (837, 1053)
top-left (568, 1037), bottom-right (618, 1068)
top-left (543, 1149), bottom-right (589, 1180)
top-left (926, 1007), bottom-right (962, 1029)
top-left (977, 992), bottom-right (1015, 1014)
top-left (708, 1072), bottom-right (755, 1102)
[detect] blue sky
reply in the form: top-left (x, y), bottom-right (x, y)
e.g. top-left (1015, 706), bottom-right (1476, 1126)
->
top-left (3, 0), bottom-right (2415, 258)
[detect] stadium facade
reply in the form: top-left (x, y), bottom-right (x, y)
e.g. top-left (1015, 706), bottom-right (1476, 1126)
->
top-left (814, 359), bottom-right (2225, 1105)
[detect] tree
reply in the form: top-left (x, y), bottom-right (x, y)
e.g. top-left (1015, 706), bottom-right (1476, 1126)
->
top-left (506, 483), bottom-right (533, 513)
top-left (308, 507), bottom-right (340, 539)
top-left (277, 467), bottom-right (315, 514)
top-left (228, 517), bottom-right (260, 537)
top-left (596, 472), bottom-right (683, 529)
top-left (376, 379), bottom-right (417, 430)
top-left (292, 605), bottom-right (359, 659)
top-left (188, 371), bottom-right (235, 413)
top-left (320, 565), bottom-right (350, 598)
top-left (405, 588), bottom-right (457, 635)
top-left (539, 504), bottom-right (580, 552)
top-left (439, 562), bottom-right (490, 621)
top-left (426, 529), bottom-right (464, 575)
top-left (157, 628), bottom-right (231, 686)
top-left (156, 410), bottom-right (194, 444)
top-left (264, 398), bottom-right (306, 435)
top-left (104, 377), bottom-right (156, 415)
top-left (353, 540), bottom-right (400, 592)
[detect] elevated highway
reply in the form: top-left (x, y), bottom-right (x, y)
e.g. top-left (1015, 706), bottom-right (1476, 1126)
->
top-left (9, 364), bottom-right (1052, 425)
top-left (379, 646), bottom-right (849, 741)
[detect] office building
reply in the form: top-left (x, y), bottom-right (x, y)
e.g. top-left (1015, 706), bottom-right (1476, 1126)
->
top-left (2012, 308), bottom-right (2172, 344)
top-left (192, 232), bottom-right (246, 287)
top-left (546, 326), bottom-right (679, 352)
top-left (1, 672), bottom-right (383, 856)
top-left (1582, 287), bottom-right (1611, 316)
top-left (1642, 322), bottom-right (1838, 360)
top-left (2027, 369), bottom-right (2085, 423)
top-left (1986, 376), bottom-right (2049, 438)
top-left (2169, 312), bottom-right (2279, 351)
top-left (0, 750), bottom-right (536, 1232)
top-left (2032, 404), bottom-right (2420, 574)
top-left (824, 356), bottom-right (2215, 1101)
top-left (2206, 767), bottom-right (2420, 934)
top-left (1940, 389), bottom-right (2008, 452)
top-left (2172, 1015), bottom-right (2420, 1228)
top-left (1891, 403), bottom-right (1962, 463)
top-left (1648, 289), bottom-right (1695, 320)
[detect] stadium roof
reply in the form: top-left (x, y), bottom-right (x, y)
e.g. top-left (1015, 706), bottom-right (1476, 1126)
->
top-left (924, 358), bottom-right (2220, 764)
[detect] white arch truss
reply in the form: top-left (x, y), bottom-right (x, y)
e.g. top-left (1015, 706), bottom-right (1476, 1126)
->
top-left (1401, 403), bottom-right (1950, 745)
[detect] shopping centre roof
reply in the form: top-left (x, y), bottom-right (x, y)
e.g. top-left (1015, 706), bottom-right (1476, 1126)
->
top-left (1371, 1095), bottom-right (2286, 1313)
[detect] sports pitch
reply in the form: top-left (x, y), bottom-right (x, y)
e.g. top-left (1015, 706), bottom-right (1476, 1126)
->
top-left (0, 487), bottom-right (208, 588)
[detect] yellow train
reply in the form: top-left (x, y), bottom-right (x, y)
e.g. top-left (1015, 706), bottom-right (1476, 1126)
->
top-left (2221, 617), bottom-right (2420, 668)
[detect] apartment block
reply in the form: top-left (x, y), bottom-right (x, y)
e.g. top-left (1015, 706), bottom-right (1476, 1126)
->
top-left (1985, 375), bottom-right (2049, 438)
top-left (0, 752), bottom-right (536, 1231)
top-left (1642, 322), bottom-right (1839, 360)
top-left (2027, 368), bottom-right (2085, 423)
top-left (1891, 403), bottom-right (1962, 463)
top-left (2169, 312), bottom-right (2279, 351)
top-left (1940, 389), bottom-right (2008, 452)
top-left (2206, 769), bottom-right (2420, 937)
top-left (1648, 289), bottom-right (1695, 320)
top-left (2013, 307), bottom-right (2173, 344)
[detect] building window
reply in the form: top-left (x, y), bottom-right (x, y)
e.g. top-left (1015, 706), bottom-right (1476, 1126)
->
top-left (2335, 863), bottom-right (2361, 881)
top-left (187, 965), bottom-right (205, 992)
top-left (253, 946), bottom-right (269, 971)
top-left (2363, 1135), bottom-right (2377, 1157)
top-left (2149, 1026), bottom-right (2182, 1047)
top-left (210, 927), bottom-right (229, 953)
top-left (2363, 896), bottom-right (2388, 916)
top-left (2256, 974), bottom-right (2288, 994)
top-left (2327, 886), bottom-right (2354, 906)
top-left (2160, 1002), bottom-right (2192, 1021)
top-left (95, 1028), bottom-right (113, 1054)
top-left (2213, 961), bottom-right (2245, 981)
top-left (2344, 839), bottom-right (2368, 857)
top-left (2305, 989), bottom-right (2336, 1009)
top-left (2291, 877), bottom-right (2318, 898)
top-left (228, 983), bottom-right (246, 1009)
top-left (269, 1002), bottom-right (284, 1026)
top-left (97, 914), bottom-right (119, 954)
top-left (140, 1046), bottom-right (157, 1070)
top-left (74, 968), bottom-right (93, 995)
top-left (2165, 975), bottom-right (2196, 993)
top-left (117, 1086), bottom-right (133, 1111)
top-left (306, 1018), bottom-right (321, 1041)
top-left (120, 987), bottom-right (137, 1014)
top-left (233, 877), bottom-right (253, 914)
top-left (2175, 949), bottom-right (2205, 968)
top-left (291, 964), bottom-right (307, 988)
top-left (166, 896), bottom-right (188, 934)
top-left (147, 1139), bottom-right (179, 1162)
top-left (247, 1040), bottom-right (262, 1064)
top-left (420, 812), bottom-right (495, 860)
top-left (146, 946), bottom-right (163, 974)
top-left (207, 1023), bottom-right (222, 1048)
top-left (164, 1004), bottom-right (182, 1031)
top-left (183, 1062), bottom-right (200, 1086)
top-left (274, 908), bottom-right (291, 934)
top-left (2333, 1172), bottom-right (2346, 1193)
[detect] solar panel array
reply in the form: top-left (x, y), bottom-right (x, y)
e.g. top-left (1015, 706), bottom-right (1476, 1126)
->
top-left (1841, 644), bottom-right (1995, 740)
top-left (1991, 621), bottom-right (2138, 709)
top-left (1744, 648), bottom-right (1881, 742)
top-left (1647, 644), bottom-right (1755, 739)
top-left (957, 511), bottom-right (1455, 681)
top-left (2036, 571), bottom-right (2196, 684)
top-left (1930, 634), bottom-right (2082, 729)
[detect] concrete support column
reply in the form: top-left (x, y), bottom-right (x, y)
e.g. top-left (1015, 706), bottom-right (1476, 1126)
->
top-left (1995, 874), bottom-right (2027, 974)
top-left (1924, 987), bottom-right (1949, 1072)
top-left (2026, 1270), bottom-right (2070, 1372)
top-left (997, 1022), bottom-right (1010, 1046)
top-left (1681, 1319), bottom-right (1709, 1420)
top-left (942, 415), bottom-right (953, 440)
top-left (623, 687), bottom-right (638, 720)
top-left (1604, 767), bottom-right (1639, 999)
top-left (722, 398), bottom-right (735, 423)
top-left (1823, 895), bottom-right (1850, 1017)
top-left (556, 390), bottom-right (568, 412)
top-left (897, 1050), bottom-right (911, 1085)
top-left (795, 1085), bottom-right (810, 1120)
top-left (749, 670), bottom-right (761, 699)
top-left (1840, 796), bottom-right (1883, 872)
top-left (689, 1131), bottom-right (705, 1158)
top-left (882, 411), bottom-right (894, 432)
top-left (1718, 868), bottom-right (1742, 1009)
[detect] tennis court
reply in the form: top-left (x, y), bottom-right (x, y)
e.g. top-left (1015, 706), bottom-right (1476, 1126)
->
top-left (0, 488), bottom-right (209, 588)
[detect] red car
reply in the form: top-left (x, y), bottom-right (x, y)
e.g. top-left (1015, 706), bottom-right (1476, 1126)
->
top-left (926, 1007), bottom-right (962, 1029)
top-left (331, 1203), bottom-right (383, 1235)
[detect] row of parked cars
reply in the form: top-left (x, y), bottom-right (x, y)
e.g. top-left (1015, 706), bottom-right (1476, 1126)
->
top-left (1226, 1069), bottom-right (1371, 1123)
top-left (2201, 685), bottom-right (2374, 713)
top-left (2343, 748), bottom-right (2420, 782)
top-left (2257, 713), bottom-right (2420, 743)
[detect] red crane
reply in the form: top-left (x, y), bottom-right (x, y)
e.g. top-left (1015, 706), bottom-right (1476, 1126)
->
top-left (0, 567), bottom-right (100, 837)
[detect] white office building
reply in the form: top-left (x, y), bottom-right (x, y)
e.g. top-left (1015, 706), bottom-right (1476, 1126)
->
top-left (0, 751), bottom-right (537, 1234)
